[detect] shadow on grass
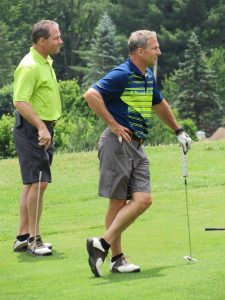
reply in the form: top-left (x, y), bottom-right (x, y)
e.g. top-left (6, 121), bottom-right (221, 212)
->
top-left (93, 264), bottom-right (183, 285)
top-left (16, 249), bottom-right (66, 263)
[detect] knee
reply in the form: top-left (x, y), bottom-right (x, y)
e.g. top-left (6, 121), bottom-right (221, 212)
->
top-left (40, 182), bottom-right (48, 191)
top-left (109, 199), bottom-right (126, 213)
top-left (138, 194), bottom-right (152, 212)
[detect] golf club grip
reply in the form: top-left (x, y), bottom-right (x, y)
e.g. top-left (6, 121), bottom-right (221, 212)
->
top-left (181, 149), bottom-right (188, 177)
top-left (205, 228), bottom-right (225, 231)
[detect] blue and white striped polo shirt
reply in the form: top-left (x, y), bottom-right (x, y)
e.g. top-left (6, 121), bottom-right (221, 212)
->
top-left (92, 58), bottom-right (163, 140)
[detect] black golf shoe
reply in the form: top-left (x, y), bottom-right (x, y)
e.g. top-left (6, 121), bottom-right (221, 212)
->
top-left (86, 238), bottom-right (108, 277)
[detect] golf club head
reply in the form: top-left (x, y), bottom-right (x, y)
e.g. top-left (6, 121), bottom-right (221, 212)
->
top-left (183, 255), bottom-right (197, 262)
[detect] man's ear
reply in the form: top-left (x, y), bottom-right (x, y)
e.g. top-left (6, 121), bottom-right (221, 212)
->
top-left (137, 47), bottom-right (144, 56)
top-left (39, 37), bottom-right (46, 46)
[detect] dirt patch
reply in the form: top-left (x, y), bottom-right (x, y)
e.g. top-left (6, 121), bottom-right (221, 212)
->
top-left (206, 127), bottom-right (225, 141)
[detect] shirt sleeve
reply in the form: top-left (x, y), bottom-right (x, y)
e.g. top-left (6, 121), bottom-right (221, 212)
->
top-left (13, 66), bottom-right (36, 103)
top-left (92, 68), bottom-right (129, 102)
top-left (152, 74), bottom-right (164, 105)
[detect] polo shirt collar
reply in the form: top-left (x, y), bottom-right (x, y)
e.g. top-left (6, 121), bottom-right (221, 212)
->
top-left (30, 47), bottom-right (53, 65)
top-left (128, 57), bottom-right (146, 77)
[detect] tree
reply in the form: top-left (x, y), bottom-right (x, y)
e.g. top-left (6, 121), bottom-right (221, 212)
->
top-left (168, 32), bottom-right (222, 135)
top-left (0, 22), bottom-right (13, 88)
top-left (207, 47), bottom-right (225, 122)
top-left (74, 13), bottom-right (123, 88)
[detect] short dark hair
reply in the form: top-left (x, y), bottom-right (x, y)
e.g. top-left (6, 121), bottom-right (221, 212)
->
top-left (32, 20), bottom-right (58, 43)
top-left (128, 30), bottom-right (157, 54)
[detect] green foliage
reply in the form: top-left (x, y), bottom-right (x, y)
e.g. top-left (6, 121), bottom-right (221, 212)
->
top-left (58, 80), bottom-right (88, 118)
top-left (0, 115), bottom-right (16, 158)
top-left (0, 21), bottom-right (13, 88)
top-left (0, 0), bottom-right (224, 88)
top-left (163, 32), bottom-right (222, 135)
top-left (0, 83), bottom-right (14, 117)
top-left (146, 109), bottom-right (197, 146)
top-left (207, 47), bottom-right (225, 118)
top-left (76, 13), bottom-right (123, 88)
top-left (54, 117), bottom-right (106, 153)
top-left (146, 112), bottom-right (177, 146)
top-left (56, 80), bottom-right (105, 153)
top-left (53, 118), bottom-right (76, 152)
top-left (179, 118), bottom-right (198, 141)
top-left (161, 71), bottom-right (179, 104)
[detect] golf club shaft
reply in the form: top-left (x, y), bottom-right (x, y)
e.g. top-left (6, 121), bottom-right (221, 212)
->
top-left (181, 149), bottom-right (192, 258)
top-left (184, 177), bottom-right (192, 257)
top-left (34, 148), bottom-right (45, 246)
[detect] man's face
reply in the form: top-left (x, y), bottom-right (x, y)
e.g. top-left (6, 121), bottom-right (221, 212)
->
top-left (44, 25), bottom-right (63, 55)
top-left (140, 36), bottom-right (161, 67)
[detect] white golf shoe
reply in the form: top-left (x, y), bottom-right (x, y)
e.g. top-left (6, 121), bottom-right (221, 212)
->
top-left (109, 255), bottom-right (141, 273)
top-left (27, 239), bottom-right (52, 256)
top-left (13, 238), bottom-right (29, 252)
top-left (13, 235), bottom-right (52, 252)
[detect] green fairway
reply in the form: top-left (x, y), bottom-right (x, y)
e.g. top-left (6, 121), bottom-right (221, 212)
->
top-left (0, 141), bottom-right (225, 300)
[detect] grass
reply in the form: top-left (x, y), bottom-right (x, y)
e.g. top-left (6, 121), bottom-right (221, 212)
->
top-left (0, 140), bottom-right (225, 299)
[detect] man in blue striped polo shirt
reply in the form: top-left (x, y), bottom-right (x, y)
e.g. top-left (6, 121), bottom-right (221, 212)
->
top-left (84, 30), bottom-right (191, 277)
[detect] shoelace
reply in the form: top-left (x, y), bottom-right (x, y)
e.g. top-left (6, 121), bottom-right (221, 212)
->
top-left (29, 237), bottom-right (43, 248)
top-left (121, 256), bottom-right (129, 265)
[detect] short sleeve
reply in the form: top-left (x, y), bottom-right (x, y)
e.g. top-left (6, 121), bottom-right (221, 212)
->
top-left (13, 66), bottom-right (36, 103)
top-left (92, 68), bottom-right (129, 102)
top-left (152, 75), bottom-right (164, 105)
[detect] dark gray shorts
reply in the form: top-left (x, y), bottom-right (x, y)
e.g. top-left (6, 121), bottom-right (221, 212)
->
top-left (98, 127), bottom-right (150, 200)
top-left (13, 113), bottom-right (54, 185)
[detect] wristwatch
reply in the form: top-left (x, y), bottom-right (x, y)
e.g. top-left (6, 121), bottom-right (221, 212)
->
top-left (174, 127), bottom-right (184, 135)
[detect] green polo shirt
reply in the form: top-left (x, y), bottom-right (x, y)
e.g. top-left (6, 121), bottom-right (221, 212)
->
top-left (13, 47), bottom-right (61, 120)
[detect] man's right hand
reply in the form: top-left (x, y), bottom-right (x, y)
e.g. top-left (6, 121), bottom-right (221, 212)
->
top-left (38, 126), bottom-right (52, 149)
top-left (110, 123), bottom-right (132, 143)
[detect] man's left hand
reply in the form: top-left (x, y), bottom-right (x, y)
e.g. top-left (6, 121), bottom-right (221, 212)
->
top-left (176, 131), bottom-right (192, 154)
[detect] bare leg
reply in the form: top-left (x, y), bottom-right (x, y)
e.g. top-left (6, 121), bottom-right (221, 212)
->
top-left (27, 182), bottom-right (48, 237)
top-left (17, 185), bottom-right (31, 235)
top-left (103, 192), bottom-right (152, 246)
top-left (105, 199), bottom-right (126, 257)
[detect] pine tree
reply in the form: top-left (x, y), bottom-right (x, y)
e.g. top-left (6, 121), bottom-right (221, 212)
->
top-left (0, 21), bottom-right (13, 88)
top-left (173, 32), bottom-right (222, 135)
top-left (207, 47), bottom-right (225, 121)
top-left (81, 13), bottom-right (123, 88)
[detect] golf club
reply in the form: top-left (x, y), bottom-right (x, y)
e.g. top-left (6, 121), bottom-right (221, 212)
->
top-left (34, 147), bottom-right (45, 251)
top-left (181, 148), bottom-right (197, 262)
top-left (205, 228), bottom-right (225, 231)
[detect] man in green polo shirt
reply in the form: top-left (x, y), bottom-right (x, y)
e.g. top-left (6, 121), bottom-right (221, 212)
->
top-left (13, 20), bottom-right (63, 256)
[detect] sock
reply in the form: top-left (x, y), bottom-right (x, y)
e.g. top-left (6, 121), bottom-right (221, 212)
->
top-left (100, 238), bottom-right (110, 251)
top-left (16, 233), bottom-right (30, 241)
top-left (29, 236), bottom-right (35, 243)
top-left (111, 253), bottom-right (123, 262)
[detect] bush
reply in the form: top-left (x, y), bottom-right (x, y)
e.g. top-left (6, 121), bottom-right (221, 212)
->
top-left (0, 114), bottom-right (16, 159)
top-left (146, 112), bottom-right (176, 145)
top-left (53, 118), bottom-right (76, 152)
top-left (58, 80), bottom-right (92, 119)
top-left (146, 109), bottom-right (197, 146)
top-left (0, 83), bottom-right (14, 117)
top-left (179, 118), bottom-right (197, 141)
top-left (54, 117), bottom-right (106, 153)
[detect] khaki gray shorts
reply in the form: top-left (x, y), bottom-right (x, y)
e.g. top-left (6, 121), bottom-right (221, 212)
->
top-left (98, 127), bottom-right (150, 200)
